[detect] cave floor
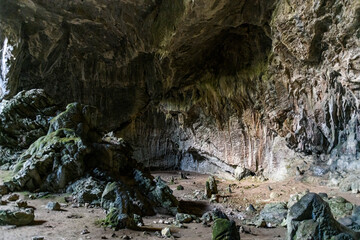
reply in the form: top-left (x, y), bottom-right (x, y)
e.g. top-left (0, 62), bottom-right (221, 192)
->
top-left (1, 170), bottom-right (360, 240)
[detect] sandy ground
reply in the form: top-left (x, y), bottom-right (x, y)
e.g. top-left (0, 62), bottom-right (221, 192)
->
top-left (1, 170), bottom-right (360, 240)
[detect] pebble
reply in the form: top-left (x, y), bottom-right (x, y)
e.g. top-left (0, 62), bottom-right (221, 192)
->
top-left (81, 229), bottom-right (90, 235)
top-left (161, 227), bottom-right (171, 238)
top-left (246, 204), bottom-right (256, 213)
top-left (122, 235), bottom-right (130, 239)
top-left (6, 193), bottom-right (20, 202)
top-left (32, 236), bottom-right (44, 240)
top-left (16, 199), bottom-right (28, 208)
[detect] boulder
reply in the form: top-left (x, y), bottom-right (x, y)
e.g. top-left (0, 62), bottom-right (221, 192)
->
top-left (205, 176), bottom-right (218, 198)
top-left (287, 193), bottom-right (360, 240)
top-left (202, 208), bottom-right (229, 223)
top-left (67, 177), bottom-right (105, 205)
top-left (0, 207), bottom-right (35, 226)
top-left (234, 166), bottom-right (253, 180)
top-left (212, 218), bottom-right (240, 240)
top-left (257, 202), bottom-right (288, 226)
top-left (46, 202), bottom-right (61, 211)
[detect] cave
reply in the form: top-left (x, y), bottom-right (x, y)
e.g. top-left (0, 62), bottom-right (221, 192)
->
top-left (0, 0), bottom-right (360, 239)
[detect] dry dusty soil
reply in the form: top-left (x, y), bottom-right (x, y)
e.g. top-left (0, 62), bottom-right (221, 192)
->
top-left (1, 170), bottom-right (360, 240)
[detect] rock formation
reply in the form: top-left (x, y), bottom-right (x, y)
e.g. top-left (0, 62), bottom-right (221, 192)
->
top-left (0, 0), bottom-right (358, 183)
top-left (0, 0), bottom-right (359, 235)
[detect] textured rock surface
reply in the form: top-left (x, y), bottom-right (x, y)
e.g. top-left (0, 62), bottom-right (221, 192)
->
top-left (0, 0), bottom-right (359, 180)
top-left (0, 89), bottom-right (57, 167)
top-left (256, 202), bottom-right (288, 226)
top-left (287, 193), bottom-right (360, 240)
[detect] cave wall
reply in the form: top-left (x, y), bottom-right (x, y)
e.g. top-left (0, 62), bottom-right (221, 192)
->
top-left (0, 0), bottom-right (359, 180)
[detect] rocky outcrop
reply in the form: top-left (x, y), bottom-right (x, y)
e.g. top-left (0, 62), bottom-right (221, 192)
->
top-left (0, 89), bottom-right (58, 167)
top-left (0, 0), bottom-right (359, 181)
top-left (0, 90), bottom-right (178, 229)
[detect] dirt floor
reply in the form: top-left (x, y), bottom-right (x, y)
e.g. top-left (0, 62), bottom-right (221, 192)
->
top-left (1, 170), bottom-right (360, 240)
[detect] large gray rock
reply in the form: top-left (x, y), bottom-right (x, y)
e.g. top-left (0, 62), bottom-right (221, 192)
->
top-left (234, 166), bottom-right (253, 180)
top-left (287, 193), bottom-right (360, 240)
top-left (67, 177), bottom-right (105, 204)
top-left (257, 202), bottom-right (288, 226)
top-left (101, 172), bottom-right (178, 229)
top-left (0, 207), bottom-right (35, 226)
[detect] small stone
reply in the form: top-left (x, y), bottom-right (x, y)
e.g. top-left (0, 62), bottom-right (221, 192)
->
top-left (176, 213), bottom-right (193, 223)
top-left (210, 194), bottom-right (218, 203)
top-left (16, 200), bottom-right (28, 208)
top-left (6, 193), bottom-right (19, 202)
top-left (176, 185), bottom-right (184, 190)
top-left (122, 235), bottom-right (130, 239)
top-left (81, 229), bottom-right (90, 235)
top-left (46, 202), bottom-right (61, 211)
top-left (29, 195), bottom-right (36, 200)
top-left (32, 236), bottom-right (44, 240)
top-left (268, 186), bottom-right (273, 191)
top-left (3, 225), bottom-right (16, 230)
top-left (161, 227), bottom-right (171, 238)
top-left (180, 172), bottom-right (188, 179)
top-left (158, 219), bottom-right (164, 224)
top-left (111, 233), bottom-right (117, 238)
top-left (85, 203), bottom-right (90, 208)
top-left (169, 176), bottom-right (175, 185)
top-left (246, 204), bottom-right (256, 213)
top-left (255, 219), bottom-right (267, 228)
top-left (227, 185), bottom-right (232, 193)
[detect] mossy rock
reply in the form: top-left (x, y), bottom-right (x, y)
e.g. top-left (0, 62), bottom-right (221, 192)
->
top-left (103, 208), bottom-right (135, 230)
top-left (212, 218), bottom-right (240, 240)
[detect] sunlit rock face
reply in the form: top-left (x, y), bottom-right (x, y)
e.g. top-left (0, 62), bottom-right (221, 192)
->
top-left (0, 0), bottom-right (359, 180)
